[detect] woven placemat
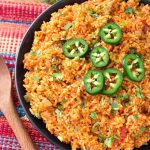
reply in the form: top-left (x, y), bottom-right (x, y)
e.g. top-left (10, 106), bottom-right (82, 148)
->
top-left (0, 1), bottom-right (60, 149)
top-left (1, 0), bottom-right (42, 4)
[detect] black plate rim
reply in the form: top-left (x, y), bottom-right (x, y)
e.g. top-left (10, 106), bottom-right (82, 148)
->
top-left (15, 0), bottom-right (150, 150)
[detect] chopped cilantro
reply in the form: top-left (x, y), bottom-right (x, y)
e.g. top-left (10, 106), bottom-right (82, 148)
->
top-left (100, 97), bottom-right (105, 108)
top-left (55, 109), bottom-right (62, 117)
top-left (82, 101), bottom-right (87, 108)
top-left (34, 112), bottom-right (39, 118)
top-left (94, 42), bottom-right (101, 47)
top-left (49, 73), bottom-right (63, 81)
top-left (96, 5), bottom-right (101, 10)
top-left (117, 94), bottom-right (129, 101)
top-left (120, 20), bottom-right (127, 26)
top-left (34, 75), bottom-right (39, 82)
top-left (87, 9), bottom-right (99, 18)
top-left (130, 48), bottom-right (136, 54)
top-left (135, 87), bottom-right (144, 99)
top-left (125, 7), bottom-right (133, 14)
top-left (92, 122), bottom-right (101, 132)
top-left (87, 9), bottom-right (94, 14)
top-left (111, 101), bottom-right (119, 111)
top-left (133, 115), bottom-right (139, 121)
top-left (62, 98), bottom-right (67, 103)
top-left (32, 49), bottom-right (41, 56)
top-left (113, 59), bottom-right (119, 63)
top-left (140, 126), bottom-right (146, 133)
top-left (98, 133), bottom-right (105, 142)
top-left (90, 112), bottom-right (97, 119)
top-left (64, 22), bottom-right (72, 30)
top-left (132, 133), bottom-right (140, 139)
top-left (57, 104), bottom-right (63, 110)
top-left (52, 64), bottom-right (57, 71)
top-left (104, 137), bottom-right (114, 148)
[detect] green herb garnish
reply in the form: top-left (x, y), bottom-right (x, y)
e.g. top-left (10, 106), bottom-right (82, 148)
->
top-left (111, 101), bottom-right (119, 111)
top-left (104, 137), bottom-right (114, 148)
top-left (98, 133), bottom-right (105, 142)
top-left (55, 109), bottom-right (62, 117)
top-left (32, 49), bottom-right (41, 56)
top-left (34, 112), bottom-right (39, 118)
top-left (140, 126), bottom-right (146, 133)
top-left (130, 48), bottom-right (136, 54)
top-left (100, 97), bottom-right (105, 108)
top-left (52, 64), bottom-right (57, 71)
top-left (90, 112), bottom-right (97, 119)
top-left (117, 94), bottom-right (129, 101)
top-left (125, 7), bottom-right (133, 14)
top-left (57, 104), bottom-right (63, 110)
top-left (64, 22), bottom-right (72, 30)
top-left (82, 101), bottom-right (87, 108)
top-left (87, 9), bottom-right (99, 18)
top-left (92, 122), bottom-right (101, 132)
top-left (49, 73), bottom-right (63, 81)
top-left (120, 20), bottom-right (127, 26)
top-left (62, 98), bottom-right (67, 103)
top-left (132, 133), bottom-right (140, 139)
top-left (113, 59), bottom-right (119, 63)
top-left (133, 115), bottom-right (139, 121)
top-left (34, 75), bottom-right (39, 82)
top-left (135, 87), bottom-right (144, 99)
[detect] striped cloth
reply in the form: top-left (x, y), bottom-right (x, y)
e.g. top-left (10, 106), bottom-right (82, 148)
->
top-left (0, 1), bottom-right (60, 149)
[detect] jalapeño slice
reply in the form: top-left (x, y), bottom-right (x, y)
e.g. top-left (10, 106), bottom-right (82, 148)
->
top-left (62, 38), bottom-right (89, 59)
top-left (84, 70), bottom-right (104, 95)
top-left (99, 23), bottom-right (122, 45)
top-left (90, 46), bottom-right (109, 68)
top-left (102, 68), bottom-right (123, 95)
top-left (122, 54), bottom-right (145, 82)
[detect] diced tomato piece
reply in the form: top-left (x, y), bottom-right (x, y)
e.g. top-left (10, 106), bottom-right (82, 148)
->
top-left (141, 20), bottom-right (149, 34)
top-left (120, 125), bottom-right (127, 140)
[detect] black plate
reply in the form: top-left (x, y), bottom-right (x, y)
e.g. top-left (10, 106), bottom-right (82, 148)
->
top-left (15, 0), bottom-right (150, 150)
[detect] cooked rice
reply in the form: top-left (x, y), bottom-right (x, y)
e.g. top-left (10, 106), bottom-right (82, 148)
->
top-left (23, 0), bottom-right (150, 149)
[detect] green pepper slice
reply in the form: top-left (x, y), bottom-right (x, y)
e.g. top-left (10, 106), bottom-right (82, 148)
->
top-left (83, 70), bottom-right (104, 95)
top-left (122, 54), bottom-right (145, 82)
top-left (62, 38), bottom-right (89, 59)
top-left (99, 23), bottom-right (122, 45)
top-left (90, 46), bottom-right (109, 68)
top-left (102, 68), bottom-right (123, 95)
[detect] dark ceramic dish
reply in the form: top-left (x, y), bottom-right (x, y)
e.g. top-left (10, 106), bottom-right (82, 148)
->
top-left (15, 0), bottom-right (150, 150)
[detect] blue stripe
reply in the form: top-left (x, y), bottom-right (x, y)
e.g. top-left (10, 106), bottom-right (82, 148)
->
top-left (0, 19), bottom-right (32, 25)
top-left (0, 136), bottom-right (59, 150)
top-left (0, 111), bottom-right (3, 117)
top-left (0, 105), bottom-right (25, 117)
top-left (0, 53), bottom-right (16, 58)
top-left (6, 60), bottom-right (16, 65)
top-left (36, 141), bottom-right (59, 150)
top-left (16, 105), bottom-right (26, 117)
top-left (9, 68), bottom-right (15, 72)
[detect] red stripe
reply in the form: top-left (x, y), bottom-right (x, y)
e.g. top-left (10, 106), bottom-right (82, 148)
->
top-left (3, 56), bottom-right (16, 60)
top-left (0, 117), bottom-right (48, 142)
top-left (7, 63), bottom-right (15, 68)
top-left (0, 1), bottom-right (49, 22)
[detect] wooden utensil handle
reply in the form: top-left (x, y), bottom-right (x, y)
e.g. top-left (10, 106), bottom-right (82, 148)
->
top-left (3, 96), bottom-right (37, 150)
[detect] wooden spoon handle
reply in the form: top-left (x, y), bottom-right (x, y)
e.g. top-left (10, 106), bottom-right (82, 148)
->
top-left (3, 96), bottom-right (37, 150)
